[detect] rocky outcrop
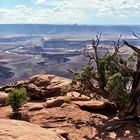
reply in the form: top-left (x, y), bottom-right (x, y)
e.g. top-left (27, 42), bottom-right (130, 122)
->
top-left (0, 119), bottom-right (65, 140)
top-left (26, 74), bottom-right (72, 99)
top-left (0, 92), bottom-right (8, 106)
top-left (0, 74), bottom-right (81, 99)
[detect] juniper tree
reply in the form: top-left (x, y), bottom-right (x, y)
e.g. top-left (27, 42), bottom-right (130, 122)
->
top-left (71, 33), bottom-right (140, 117)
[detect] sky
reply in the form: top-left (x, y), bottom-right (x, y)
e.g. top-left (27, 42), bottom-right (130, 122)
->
top-left (0, 0), bottom-right (140, 25)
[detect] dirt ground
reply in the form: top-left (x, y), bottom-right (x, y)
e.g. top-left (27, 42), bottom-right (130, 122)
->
top-left (1, 101), bottom-right (140, 140)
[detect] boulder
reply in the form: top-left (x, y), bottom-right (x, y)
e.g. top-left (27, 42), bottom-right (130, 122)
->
top-left (72, 100), bottom-right (117, 112)
top-left (28, 105), bottom-right (44, 111)
top-left (0, 119), bottom-right (65, 140)
top-left (66, 91), bottom-right (90, 101)
top-left (0, 92), bottom-right (8, 106)
top-left (0, 81), bottom-right (25, 92)
top-left (67, 91), bottom-right (81, 98)
top-left (27, 83), bottom-right (42, 99)
top-left (22, 102), bottom-right (44, 111)
top-left (61, 103), bottom-right (70, 108)
top-left (72, 100), bottom-right (105, 110)
top-left (28, 74), bottom-right (53, 87)
top-left (26, 74), bottom-right (81, 99)
top-left (28, 74), bottom-right (71, 88)
top-left (44, 96), bottom-right (65, 108)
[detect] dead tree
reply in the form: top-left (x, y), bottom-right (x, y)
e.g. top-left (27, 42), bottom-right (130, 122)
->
top-left (111, 33), bottom-right (140, 117)
top-left (70, 34), bottom-right (111, 98)
top-left (71, 33), bottom-right (140, 117)
top-left (121, 34), bottom-right (140, 117)
top-left (83, 33), bottom-right (106, 89)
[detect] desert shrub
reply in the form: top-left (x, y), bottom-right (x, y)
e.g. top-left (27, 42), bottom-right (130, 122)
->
top-left (63, 96), bottom-right (71, 103)
top-left (71, 65), bottom-right (97, 96)
top-left (6, 87), bottom-right (29, 114)
top-left (72, 65), bottom-right (96, 84)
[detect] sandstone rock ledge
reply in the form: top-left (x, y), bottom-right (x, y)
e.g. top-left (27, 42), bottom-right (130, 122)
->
top-left (0, 119), bottom-right (65, 140)
top-left (0, 74), bottom-right (81, 99)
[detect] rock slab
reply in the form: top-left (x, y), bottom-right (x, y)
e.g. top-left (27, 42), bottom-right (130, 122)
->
top-left (0, 119), bottom-right (65, 140)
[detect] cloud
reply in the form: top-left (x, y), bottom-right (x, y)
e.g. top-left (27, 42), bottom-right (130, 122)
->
top-left (34, 0), bottom-right (47, 4)
top-left (0, 4), bottom-right (83, 24)
top-left (0, 0), bottom-right (140, 24)
top-left (50, 0), bottom-right (140, 18)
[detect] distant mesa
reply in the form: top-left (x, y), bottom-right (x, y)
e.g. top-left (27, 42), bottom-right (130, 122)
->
top-left (42, 39), bottom-right (91, 49)
top-left (41, 51), bottom-right (81, 58)
top-left (29, 45), bottom-right (44, 53)
top-left (41, 51), bottom-right (80, 63)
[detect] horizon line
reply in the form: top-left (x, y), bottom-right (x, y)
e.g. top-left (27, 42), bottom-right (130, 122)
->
top-left (0, 23), bottom-right (139, 26)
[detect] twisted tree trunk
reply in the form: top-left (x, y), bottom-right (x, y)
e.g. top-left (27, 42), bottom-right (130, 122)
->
top-left (119, 41), bottom-right (140, 117)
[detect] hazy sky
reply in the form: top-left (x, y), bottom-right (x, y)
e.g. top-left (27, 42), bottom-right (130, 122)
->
top-left (0, 0), bottom-right (140, 25)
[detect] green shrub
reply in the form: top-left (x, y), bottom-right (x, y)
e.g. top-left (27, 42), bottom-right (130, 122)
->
top-left (104, 72), bottom-right (130, 107)
top-left (6, 87), bottom-right (29, 114)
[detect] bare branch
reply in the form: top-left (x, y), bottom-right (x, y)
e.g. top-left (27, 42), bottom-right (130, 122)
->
top-left (112, 35), bottom-right (123, 58)
top-left (111, 36), bottom-right (134, 75)
top-left (67, 69), bottom-right (74, 74)
top-left (112, 58), bottom-right (134, 75)
top-left (123, 40), bottom-right (140, 54)
top-left (103, 46), bottom-right (110, 56)
top-left (132, 31), bottom-right (140, 40)
top-left (95, 32), bottom-right (102, 46)
top-left (82, 47), bottom-right (96, 65)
